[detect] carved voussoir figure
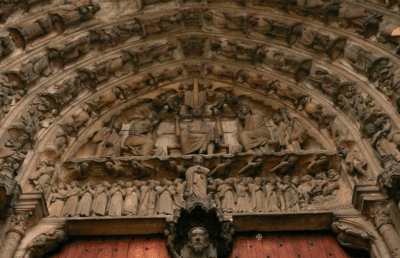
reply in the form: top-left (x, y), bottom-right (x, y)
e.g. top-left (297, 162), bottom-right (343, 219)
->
top-left (135, 14), bottom-right (182, 38)
top-left (265, 50), bottom-right (312, 82)
top-left (300, 29), bottom-right (347, 60)
top-left (126, 42), bottom-right (177, 72)
top-left (253, 19), bottom-right (302, 46)
top-left (77, 54), bottom-right (129, 89)
top-left (338, 4), bottom-right (382, 37)
top-left (9, 15), bottom-right (53, 49)
top-left (50, 4), bottom-right (101, 33)
top-left (288, 0), bottom-right (339, 24)
top-left (0, 36), bottom-right (14, 59)
top-left (47, 35), bottom-right (92, 67)
top-left (377, 20), bottom-right (400, 56)
top-left (210, 40), bottom-right (266, 64)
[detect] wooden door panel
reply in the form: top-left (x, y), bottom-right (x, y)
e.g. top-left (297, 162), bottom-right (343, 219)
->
top-left (47, 231), bottom-right (367, 258)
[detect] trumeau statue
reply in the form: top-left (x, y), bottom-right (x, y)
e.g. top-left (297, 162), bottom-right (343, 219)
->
top-left (185, 156), bottom-right (210, 198)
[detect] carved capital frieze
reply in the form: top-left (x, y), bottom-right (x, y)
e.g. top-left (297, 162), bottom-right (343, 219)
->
top-left (369, 202), bottom-right (393, 229)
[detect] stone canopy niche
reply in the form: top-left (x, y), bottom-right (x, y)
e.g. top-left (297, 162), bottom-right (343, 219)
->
top-left (166, 196), bottom-right (234, 258)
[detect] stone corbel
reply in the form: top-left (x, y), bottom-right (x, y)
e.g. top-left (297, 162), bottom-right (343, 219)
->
top-left (13, 220), bottom-right (68, 258)
top-left (331, 221), bottom-right (372, 251)
top-left (331, 217), bottom-right (392, 258)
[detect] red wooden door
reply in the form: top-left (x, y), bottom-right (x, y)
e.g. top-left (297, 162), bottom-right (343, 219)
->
top-left (47, 232), bottom-right (368, 258)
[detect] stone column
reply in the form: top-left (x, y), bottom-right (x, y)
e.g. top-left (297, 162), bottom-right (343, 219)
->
top-left (369, 202), bottom-right (400, 258)
top-left (0, 212), bottom-right (30, 258)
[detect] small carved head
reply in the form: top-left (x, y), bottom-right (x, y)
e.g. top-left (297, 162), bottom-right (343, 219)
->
top-left (191, 106), bottom-right (204, 118)
top-left (71, 181), bottom-right (79, 188)
top-left (113, 120), bottom-right (123, 132)
top-left (170, 160), bottom-right (177, 168)
top-left (272, 113), bottom-right (283, 125)
top-left (288, 157), bottom-right (298, 166)
top-left (117, 180), bottom-right (125, 187)
top-left (283, 175), bottom-right (291, 184)
top-left (301, 175), bottom-right (313, 183)
top-left (193, 155), bottom-right (204, 166)
top-left (81, 162), bottom-right (90, 171)
top-left (291, 176), bottom-right (300, 186)
top-left (268, 176), bottom-right (277, 184)
top-left (238, 102), bottom-right (252, 116)
top-left (331, 221), bottom-right (341, 233)
top-left (365, 123), bottom-right (377, 138)
top-left (255, 159), bottom-right (264, 167)
top-left (105, 162), bottom-right (114, 171)
top-left (328, 169), bottom-right (339, 179)
top-left (315, 172), bottom-right (327, 180)
top-left (188, 227), bottom-right (209, 253)
top-left (174, 178), bottom-right (182, 185)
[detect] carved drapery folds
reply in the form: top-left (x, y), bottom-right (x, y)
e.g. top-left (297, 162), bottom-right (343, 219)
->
top-left (47, 150), bottom-right (344, 218)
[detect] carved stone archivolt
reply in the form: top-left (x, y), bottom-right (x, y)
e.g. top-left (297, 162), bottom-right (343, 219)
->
top-left (0, 0), bottom-right (400, 257)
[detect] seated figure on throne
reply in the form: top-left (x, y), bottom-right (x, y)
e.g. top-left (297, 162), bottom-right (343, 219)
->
top-left (236, 101), bottom-right (272, 152)
top-left (174, 106), bottom-right (223, 155)
top-left (122, 111), bottom-right (165, 156)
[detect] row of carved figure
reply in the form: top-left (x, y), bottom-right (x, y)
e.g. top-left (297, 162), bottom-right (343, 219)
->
top-left (48, 169), bottom-right (341, 218)
top-left (0, 5), bottom-right (399, 87)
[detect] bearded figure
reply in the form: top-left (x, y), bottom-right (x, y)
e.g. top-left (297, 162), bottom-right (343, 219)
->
top-left (181, 227), bottom-right (217, 258)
